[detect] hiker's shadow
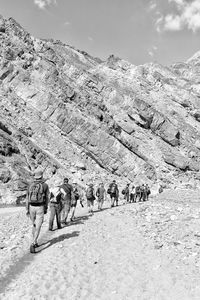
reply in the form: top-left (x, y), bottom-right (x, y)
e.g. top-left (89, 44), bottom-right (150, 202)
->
top-left (37, 231), bottom-right (79, 253)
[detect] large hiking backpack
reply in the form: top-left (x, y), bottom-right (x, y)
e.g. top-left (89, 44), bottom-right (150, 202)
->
top-left (135, 186), bottom-right (140, 194)
top-left (86, 187), bottom-right (94, 199)
top-left (110, 183), bottom-right (117, 194)
top-left (29, 182), bottom-right (44, 204)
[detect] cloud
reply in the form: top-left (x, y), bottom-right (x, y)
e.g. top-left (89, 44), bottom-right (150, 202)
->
top-left (64, 21), bottom-right (71, 26)
top-left (148, 45), bottom-right (158, 57)
top-left (34, 0), bottom-right (57, 10)
top-left (164, 14), bottom-right (182, 31)
top-left (155, 0), bottom-right (200, 33)
top-left (148, 51), bottom-right (154, 57)
top-left (149, 0), bottom-right (157, 11)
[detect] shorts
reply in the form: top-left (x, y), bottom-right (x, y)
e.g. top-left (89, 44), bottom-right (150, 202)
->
top-left (110, 193), bottom-right (117, 198)
top-left (29, 205), bottom-right (44, 228)
top-left (61, 201), bottom-right (71, 213)
top-left (87, 199), bottom-right (94, 207)
top-left (71, 200), bottom-right (77, 208)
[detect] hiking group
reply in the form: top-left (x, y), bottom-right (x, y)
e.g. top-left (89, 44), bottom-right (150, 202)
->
top-left (26, 171), bottom-right (151, 253)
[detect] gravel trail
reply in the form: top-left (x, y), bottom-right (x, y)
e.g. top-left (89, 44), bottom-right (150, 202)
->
top-left (1, 191), bottom-right (200, 299)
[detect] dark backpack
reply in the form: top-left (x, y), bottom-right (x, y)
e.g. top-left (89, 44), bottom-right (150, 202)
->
top-left (135, 186), bottom-right (140, 194)
top-left (29, 182), bottom-right (44, 204)
top-left (86, 187), bottom-right (94, 199)
top-left (146, 187), bottom-right (151, 195)
top-left (110, 183), bottom-right (117, 194)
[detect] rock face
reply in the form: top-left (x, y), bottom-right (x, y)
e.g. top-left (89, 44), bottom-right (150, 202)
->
top-left (1, 15), bottom-right (200, 203)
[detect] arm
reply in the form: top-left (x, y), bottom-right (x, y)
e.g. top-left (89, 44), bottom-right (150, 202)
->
top-left (44, 184), bottom-right (50, 212)
top-left (60, 187), bottom-right (66, 197)
top-left (26, 190), bottom-right (30, 215)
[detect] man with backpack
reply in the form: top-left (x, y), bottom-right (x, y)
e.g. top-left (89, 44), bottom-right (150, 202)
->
top-left (60, 177), bottom-right (73, 225)
top-left (70, 181), bottom-right (80, 222)
top-left (96, 182), bottom-right (106, 210)
top-left (48, 187), bottom-right (62, 231)
top-left (130, 185), bottom-right (136, 203)
top-left (139, 184), bottom-right (145, 202)
top-left (108, 180), bottom-right (119, 207)
top-left (135, 185), bottom-right (141, 202)
top-left (144, 184), bottom-right (151, 201)
top-left (86, 183), bottom-right (95, 214)
top-left (122, 183), bottom-right (130, 204)
top-left (26, 170), bottom-right (49, 253)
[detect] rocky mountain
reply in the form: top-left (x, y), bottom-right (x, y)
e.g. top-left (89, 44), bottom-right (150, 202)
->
top-left (0, 15), bottom-right (200, 203)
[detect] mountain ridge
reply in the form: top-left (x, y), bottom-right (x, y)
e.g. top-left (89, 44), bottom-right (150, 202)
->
top-left (0, 15), bottom-right (200, 203)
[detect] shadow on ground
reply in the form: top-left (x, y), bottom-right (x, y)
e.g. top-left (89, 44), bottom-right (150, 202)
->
top-left (0, 214), bottom-right (92, 296)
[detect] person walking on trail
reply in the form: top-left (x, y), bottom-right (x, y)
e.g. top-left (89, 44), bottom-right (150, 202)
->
top-left (70, 182), bottom-right (80, 222)
top-left (159, 185), bottom-right (163, 194)
top-left (144, 184), bottom-right (151, 201)
top-left (122, 183), bottom-right (130, 204)
top-left (108, 180), bottom-right (119, 207)
top-left (26, 170), bottom-right (49, 253)
top-left (48, 187), bottom-right (62, 231)
top-left (135, 185), bottom-right (141, 202)
top-left (86, 183), bottom-right (95, 214)
top-left (130, 185), bottom-right (136, 203)
top-left (139, 184), bottom-right (145, 202)
top-left (60, 178), bottom-right (73, 225)
top-left (96, 182), bottom-right (106, 210)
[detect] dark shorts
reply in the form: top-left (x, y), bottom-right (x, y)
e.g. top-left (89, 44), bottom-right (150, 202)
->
top-left (110, 193), bottom-right (116, 198)
top-left (87, 199), bottom-right (94, 207)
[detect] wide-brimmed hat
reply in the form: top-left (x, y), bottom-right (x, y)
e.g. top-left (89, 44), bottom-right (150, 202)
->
top-left (34, 170), bottom-right (43, 179)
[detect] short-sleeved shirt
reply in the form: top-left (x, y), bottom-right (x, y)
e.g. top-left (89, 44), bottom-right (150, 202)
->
top-left (27, 180), bottom-right (49, 206)
top-left (60, 183), bottom-right (73, 202)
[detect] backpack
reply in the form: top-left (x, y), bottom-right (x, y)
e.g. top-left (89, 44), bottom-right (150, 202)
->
top-left (29, 182), bottom-right (44, 204)
top-left (135, 186), bottom-right (140, 194)
top-left (146, 187), bottom-right (151, 195)
top-left (110, 183), bottom-right (117, 194)
top-left (86, 187), bottom-right (94, 199)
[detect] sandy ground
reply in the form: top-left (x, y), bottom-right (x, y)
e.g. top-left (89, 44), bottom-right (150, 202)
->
top-left (1, 190), bottom-right (200, 299)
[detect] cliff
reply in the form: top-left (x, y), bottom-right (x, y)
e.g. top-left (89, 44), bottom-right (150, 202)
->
top-left (0, 15), bottom-right (200, 203)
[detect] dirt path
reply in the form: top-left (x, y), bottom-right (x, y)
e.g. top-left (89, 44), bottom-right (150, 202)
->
top-left (1, 192), bottom-right (200, 299)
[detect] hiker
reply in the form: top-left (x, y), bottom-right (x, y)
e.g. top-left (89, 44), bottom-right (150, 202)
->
top-left (49, 187), bottom-right (62, 231)
top-left (135, 185), bottom-right (141, 202)
top-left (130, 185), bottom-right (136, 203)
top-left (26, 170), bottom-right (49, 253)
top-left (122, 183), bottom-right (130, 204)
top-left (86, 183), bottom-right (95, 214)
top-left (159, 185), bottom-right (163, 193)
top-left (96, 182), bottom-right (106, 210)
top-left (144, 184), bottom-right (151, 201)
top-left (60, 178), bottom-right (73, 225)
top-left (70, 181), bottom-right (80, 222)
top-left (139, 184), bottom-right (146, 202)
top-left (107, 180), bottom-right (119, 207)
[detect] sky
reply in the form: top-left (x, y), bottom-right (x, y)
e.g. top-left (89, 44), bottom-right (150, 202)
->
top-left (0, 0), bottom-right (200, 65)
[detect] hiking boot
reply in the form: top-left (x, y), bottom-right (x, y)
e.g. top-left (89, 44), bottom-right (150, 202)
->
top-left (30, 244), bottom-right (36, 254)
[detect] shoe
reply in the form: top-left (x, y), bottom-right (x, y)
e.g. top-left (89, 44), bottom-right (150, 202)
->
top-left (30, 244), bottom-right (36, 254)
top-left (49, 228), bottom-right (53, 231)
